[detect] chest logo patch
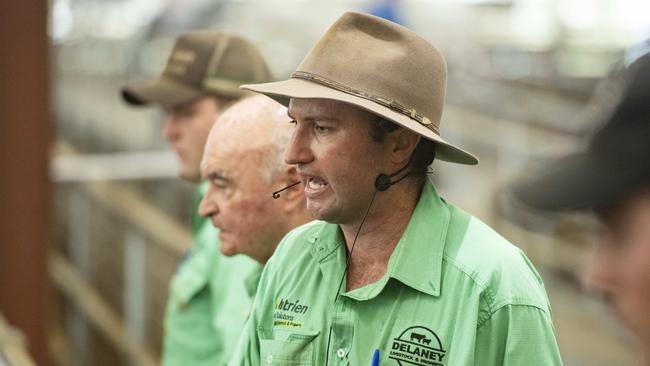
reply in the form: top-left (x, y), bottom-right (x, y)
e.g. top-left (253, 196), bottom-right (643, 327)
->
top-left (273, 298), bottom-right (309, 328)
top-left (390, 326), bottom-right (446, 366)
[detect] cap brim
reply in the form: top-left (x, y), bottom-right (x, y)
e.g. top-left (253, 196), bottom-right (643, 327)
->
top-left (241, 79), bottom-right (479, 165)
top-left (121, 77), bottom-right (202, 108)
top-left (510, 151), bottom-right (643, 211)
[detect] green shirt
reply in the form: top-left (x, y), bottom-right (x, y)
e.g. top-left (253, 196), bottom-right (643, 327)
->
top-left (162, 181), bottom-right (262, 366)
top-left (230, 180), bottom-right (562, 365)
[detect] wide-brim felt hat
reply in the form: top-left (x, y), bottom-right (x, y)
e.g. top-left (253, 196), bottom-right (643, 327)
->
top-left (241, 12), bottom-right (478, 165)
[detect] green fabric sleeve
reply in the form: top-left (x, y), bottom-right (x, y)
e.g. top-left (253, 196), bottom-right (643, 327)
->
top-left (474, 304), bottom-right (563, 366)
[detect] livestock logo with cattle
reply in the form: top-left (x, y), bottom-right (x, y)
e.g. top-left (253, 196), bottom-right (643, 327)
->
top-left (389, 325), bottom-right (446, 366)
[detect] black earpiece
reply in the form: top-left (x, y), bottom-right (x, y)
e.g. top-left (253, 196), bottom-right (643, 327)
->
top-left (374, 174), bottom-right (392, 191)
top-left (374, 162), bottom-right (410, 192)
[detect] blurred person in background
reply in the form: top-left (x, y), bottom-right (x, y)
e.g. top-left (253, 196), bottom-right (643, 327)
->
top-left (120, 31), bottom-right (272, 366)
top-left (198, 95), bottom-right (311, 266)
top-left (511, 53), bottom-right (650, 365)
top-left (229, 12), bottom-right (562, 365)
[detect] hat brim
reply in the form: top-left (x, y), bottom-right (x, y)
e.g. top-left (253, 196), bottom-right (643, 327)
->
top-left (510, 151), bottom-right (647, 211)
top-left (241, 79), bottom-right (479, 165)
top-left (121, 77), bottom-right (203, 108)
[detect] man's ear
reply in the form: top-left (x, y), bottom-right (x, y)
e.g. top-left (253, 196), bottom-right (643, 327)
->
top-left (389, 129), bottom-right (420, 165)
top-left (278, 165), bottom-right (305, 213)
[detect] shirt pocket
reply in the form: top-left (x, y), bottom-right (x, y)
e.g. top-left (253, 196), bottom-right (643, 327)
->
top-left (258, 327), bottom-right (320, 365)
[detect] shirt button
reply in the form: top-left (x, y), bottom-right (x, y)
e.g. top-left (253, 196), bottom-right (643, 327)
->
top-left (317, 246), bottom-right (326, 252)
top-left (266, 354), bottom-right (273, 364)
top-left (337, 348), bottom-right (346, 358)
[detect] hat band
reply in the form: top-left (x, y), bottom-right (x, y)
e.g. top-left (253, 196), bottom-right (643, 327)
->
top-left (291, 71), bottom-right (439, 134)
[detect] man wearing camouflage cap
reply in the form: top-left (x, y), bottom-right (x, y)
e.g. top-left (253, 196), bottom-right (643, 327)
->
top-left (121, 31), bottom-right (271, 365)
top-left (511, 52), bottom-right (650, 364)
top-left (229, 12), bottom-right (562, 365)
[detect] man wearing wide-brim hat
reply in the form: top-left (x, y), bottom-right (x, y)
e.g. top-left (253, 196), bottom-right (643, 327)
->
top-left (511, 52), bottom-right (650, 364)
top-left (229, 12), bottom-right (562, 365)
top-left (121, 31), bottom-right (271, 366)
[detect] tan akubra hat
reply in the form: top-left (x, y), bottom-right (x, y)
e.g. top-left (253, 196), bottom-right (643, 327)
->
top-left (241, 12), bottom-right (478, 165)
top-left (122, 31), bottom-right (272, 108)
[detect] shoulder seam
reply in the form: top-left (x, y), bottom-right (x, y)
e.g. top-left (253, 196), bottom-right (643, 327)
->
top-left (476, 303), bottom-right (550, 329)
top-left (441, 254), bottom-right (489, 293)
top-left (441, 254), bottom-right (496, 324)
top-left (442, 254), bottom-right (550, 327)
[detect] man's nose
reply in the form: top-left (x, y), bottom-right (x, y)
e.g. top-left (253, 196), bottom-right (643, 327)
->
top-left (284, 128), bottom-right (313, 165)
top-left (162, 116), bottom-right (180, 141)
top-left (198, 186), bottom-right (219, 218)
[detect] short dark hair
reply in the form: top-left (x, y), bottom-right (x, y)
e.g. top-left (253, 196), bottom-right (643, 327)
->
top-left (368, 115), bottom-right (436, 178)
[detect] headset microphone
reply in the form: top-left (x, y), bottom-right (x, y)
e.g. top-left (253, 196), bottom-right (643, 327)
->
top-left (273, 161), bottom-right (410, 198)
top-left (374, 162), bottom-right (411, 191)
top-left (271, 181), bottom-right (301, 199)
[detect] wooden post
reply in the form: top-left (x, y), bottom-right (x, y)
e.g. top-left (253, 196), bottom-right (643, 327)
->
top-left (0, 1), bottom-right (52, 365)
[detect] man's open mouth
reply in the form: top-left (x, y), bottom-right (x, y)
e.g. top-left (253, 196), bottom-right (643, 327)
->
top-left (307, 176), bottom-right (328, 189)
top-left (304, 175), bottom-right (330, 197)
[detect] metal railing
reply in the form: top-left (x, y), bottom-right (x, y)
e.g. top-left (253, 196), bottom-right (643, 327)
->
top-left (51, 142), bottom-right (192, 365)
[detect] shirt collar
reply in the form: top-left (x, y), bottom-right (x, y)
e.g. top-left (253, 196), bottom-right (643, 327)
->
top-left (309, 179), bottom-right (450, 299)
top-left (385, 180), bottom-right (449, 297)
top-left (244, 264), bottom-right (264, 298)
top-left (308, 219), bottom-right (343, 261)
top-left (192, 181), bottom-right (211, 237)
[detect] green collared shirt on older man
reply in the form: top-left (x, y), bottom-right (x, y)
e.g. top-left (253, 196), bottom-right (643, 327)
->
top-left (229, 179), bottom-right (562, 365)
top-left (162, 181), bottom-right (262, 366)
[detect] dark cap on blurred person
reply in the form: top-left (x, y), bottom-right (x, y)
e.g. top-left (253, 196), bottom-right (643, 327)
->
top-left (121, 31), bottom-right (272, 108)
top-left (510, 53), bottom-right (650, 211)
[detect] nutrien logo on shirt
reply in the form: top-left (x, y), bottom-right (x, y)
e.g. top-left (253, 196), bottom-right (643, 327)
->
top-left (390, 326), bottom-right (446, 366)
top-left (273, 298), bottom-right (309, 328)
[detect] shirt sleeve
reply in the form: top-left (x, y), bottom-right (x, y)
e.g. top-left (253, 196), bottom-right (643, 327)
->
top-left (474, 304), bottom-right (563, 366)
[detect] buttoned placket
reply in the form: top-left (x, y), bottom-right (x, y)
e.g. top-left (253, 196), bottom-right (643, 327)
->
top-left (310, 224), bottom-right (362, 366)
top-left (327, 295), bottom-right (353, 365)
